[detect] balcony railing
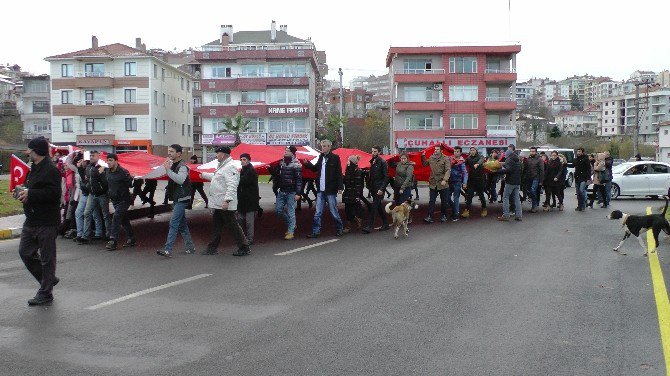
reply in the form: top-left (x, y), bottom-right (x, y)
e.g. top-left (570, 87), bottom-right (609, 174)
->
top-left (487, 124), bottom-right (515, 131)
top-left (485, 96), bottom-right (514, 102)
top-left (201, 42), bottom-right (315, 52)
top-left (76, 72), bottom-right (114, 78)
top-left (394, 69), bottom-right (446, 75)
top-left (485, 68), bottom-right (516, 74)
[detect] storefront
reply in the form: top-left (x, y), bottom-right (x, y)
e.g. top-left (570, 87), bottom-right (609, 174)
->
top-left (76, 134), bottom-right (115, 153)
top-left (396, 137), bottom-right (516, 155)
top-left (114, 139), bottom-right (152, 154)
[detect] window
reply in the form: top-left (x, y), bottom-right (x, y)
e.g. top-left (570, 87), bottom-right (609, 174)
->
top-left (665, 130), bottom-right (669, 135)
top-left (212, 92), bottom-right (232, 104)
top-left (241, 65), bottom-right (264, 77)
top-left (85, 118), bottom-right (105, 133)
top-left (33, 122), bottom-right (50, 132)
top-left (450, 114), bottom-right (478, 130)
top-left (154, 118), bottom-right (158, 133)
top-left (153, 90), bottom-right (158, 105)
top-left (193, 81), bottom-right (200, 90)
top-left (180, 77), bottom-right (184, 90)
top-left (404, 114), bottom-right (435, 130)
top-left (124, 89), bottom-right (136, 103)
top-left (212, 119), bottom-right (227, 133)
top-left (84, 63), bottom-right (105, 77)
top-left (485, 60), bottom-right (501, 72)
top-left (241, 91), bottom-right (265, 104)
top-left (82, 90), bottom-right (104, 105)
top-left (651, 164), bottom-right (669, 174)
top-left (605, 120), bottom-right (608, 124)
top-left (124, 62), bottom-right (137, 76)
top-left (186, 80), bottom-right (190, 92)
top-left (449, 57), bottom-right (477, 73)
top-left (449, 86), bottom-right (478, 101)
top-left (61, 64), bottom-right (73, 77)
top-left (247, 118), bottom-right (266, 132)
top-left (62, 119), bottom-right (73, 132)
top-left (32, 101), bottom-right (50, 113)
top-left (182, 123), bottom-right (185, 136)
top-left (268, 64), bottom-right (306, 77)
top-left (486, 114), bottom-right (501, 125)
top-left (605, 111), bottom-right (608, 115)
top-left (61, 91), bottom-right (72, 104)
top-left (403, 59), bottom-right (432, 73)
top-left (212, 66), bottom-right (232, 78)
top-left (194, 98), bottom-right (201, 108)
top-left (162, 93), bottom-right (166, 107)
top-left (162, 120), bottom-right (166, 134)
top-left (404, 87), bottom-right (434, 102)
top-left (268, 118), bottom-right (307, 132)
top-left (188, 102), bottom-right (191, 114)
top-left (153, 64), bottom-right (158, 79)
top-left (181, 100), bottom-right (185, 112)
top-left (267, 89), bottom-right (308, 104)
top-left (187, 124), bottom-right (191, 136)
top-left (125, 118), bottom-right (137, 131)
top-left (161, 68), bottom-right (165, 81)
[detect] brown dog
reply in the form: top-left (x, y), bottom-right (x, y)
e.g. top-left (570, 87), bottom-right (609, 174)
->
top-left (385, 199), bottom-right (419, 239)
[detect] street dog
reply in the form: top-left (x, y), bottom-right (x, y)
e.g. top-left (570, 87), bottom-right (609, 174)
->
top-left (385, 199), bottom-right (419, 239)
top-left (608, 198), bottom-right (670, 256)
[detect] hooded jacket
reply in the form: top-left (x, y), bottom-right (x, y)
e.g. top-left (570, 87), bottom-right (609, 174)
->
top-left (421, 152), bottom-right (451, 190)
top-left (342, 163), bottom-right (364, 204)
top-left (23, 158), bottom-right (62, 227)
top-left (394, 160), bottom-right (415, 190)
top-left (202, 156), bottom-right (239, 211)
top-left (449, 155), bottom-right (468, 186)
top-left (501, 151), bottom-right (522, 185)
top-left (278, 155), bottom-right (302, 194)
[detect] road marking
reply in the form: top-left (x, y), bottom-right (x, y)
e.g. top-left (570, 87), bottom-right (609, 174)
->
top-left (275, 239), bottom-right (339, 256)
top-left (85, 274), bottom-right (212, 311)
top-left (645, 206), bottom-right (670, 375)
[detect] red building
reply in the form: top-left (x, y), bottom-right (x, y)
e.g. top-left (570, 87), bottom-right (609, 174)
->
top-left (386, 45), bottom-right (521, 153)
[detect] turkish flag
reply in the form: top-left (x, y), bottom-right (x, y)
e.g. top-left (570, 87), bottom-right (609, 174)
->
top-left (10, 154), bottom-right (30, 192)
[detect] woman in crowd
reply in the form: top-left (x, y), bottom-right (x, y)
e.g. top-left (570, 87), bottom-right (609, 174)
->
top-left (393, 153), bottom-right (414, 205)
top-left (589, 153), bottom-right (607, 209)
top-left (342, 155), bottom-right (365, 233)
top-left (543, 151), bottom-right (564, 211)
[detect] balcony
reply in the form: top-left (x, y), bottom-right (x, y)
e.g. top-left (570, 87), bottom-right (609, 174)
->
top-left (52, 73), bottom-right (114, 90)
top-left (483, 68), bottom-right (517, 83)
top-left (201, 104), bottom-right (311, 118)
top-left (394, 101), bottom-right (445, 111)
top-left (53, 102), bottom-right (114, 116)
top-left (394, 69), bottom-right (446, 83)
top-left (484, 96), bottom-right (516, 111)
top-left (486, 125), bottom-right (516, 138)
top-left (200, 76), bottom-right (309, 91)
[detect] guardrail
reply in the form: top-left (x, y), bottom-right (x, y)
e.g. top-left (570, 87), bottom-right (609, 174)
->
top-left (484, 68), bottom-right (516, 74)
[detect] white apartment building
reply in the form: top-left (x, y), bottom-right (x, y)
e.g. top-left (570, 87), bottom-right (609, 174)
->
top-left (555, 111), bottom-right (598, 136)
top-left (19, 75), bottom-right (51, 141)
top-left (658, 121), bottom-right (670, 163)
top-left (598, 88), bottom-right (670, 144)
top-left (45, 36), bottom-right (194, 155)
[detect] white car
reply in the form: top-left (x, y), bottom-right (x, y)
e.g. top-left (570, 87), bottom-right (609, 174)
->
top-left (591, 161), bottom-right (670, 199)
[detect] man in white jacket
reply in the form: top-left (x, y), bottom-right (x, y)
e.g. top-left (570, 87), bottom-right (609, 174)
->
top-left (199, 146), bottom-right (250, 256)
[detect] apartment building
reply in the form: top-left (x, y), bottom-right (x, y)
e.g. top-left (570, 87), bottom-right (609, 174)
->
top-left (192, 21), bottom-right (325, 160)
top-left (350, 74), bottom-right (391, 109)
top-left (584, 78), bottom-right (619, 107)
top-left (598, 87), bottom-right (670, 144)
top-left (658, 121), bottom-right (670, 163)
top-left (19, 75), bottom-right (51, 141)
top-left (45, 36), bottom-right (194, 155)
top-left (515, 82), bottom-right (534, 108)
top-left (555, 111), bottom-right (598, 136)
top-left (386, 45), bottom-right (520, 153)
top-left (327, 87), bottom-right (373, 119)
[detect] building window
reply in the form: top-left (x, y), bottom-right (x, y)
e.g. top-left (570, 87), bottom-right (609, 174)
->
top-left (404, 114), bottom-right (435, 130)
top-left (124, 62), bottom-right (137, 76)
top-left (162, 93), bottom-right (166, 107)
top-left (84, 63), bottom-right (105, 77)
top-left (154, 118), bottom-right (158, 133)
top-left (403, 59), bottom-right (432, 74)
top-left (194, 98), bottom-right (201, 108)
top-left (212, 66), bottom-right (232, 78)
top-left (85, 118), bottom-right (105, 133)
top-left (187, 124), bottom-right (191, 136)
top-left (180, 77), bottom-right (184, 90)
top-left (356, 95), bottom-right (363, 101)
top-left (153, 64), bottom-right (158, 79)
top-left (84, 90), bottom-right (105, 105)
top-left (163, 120), bottom-right (166, 134)
top-left (267, 89), bottom-right (308, 105)
top-left (268, 118), bottom-right (307, 132)
top-left (61, 64), bottom-right (74, 77)
top-left (241, 91), bottom-right (265, 104)
top-left (124, 89), bottom-right (136, 103)
top-left (665, 130), bottom-right (668, 135)
top-left (193, 81), bottom-right (200, 90)
top-left (404, 87), bottom-right (435, 102)
top-left (188, 102), bottom-right (191, 114)
top-left (212, 92), bottom-right (232, 104)
top-left (241, 65), bottom-right (265, 77)
top-left (181, 100), bottom-right (185, 112)
top-left (605, 111), bottom-right (608, 115)
top-left (161, 68), bottom-right (165, 81)
top-left (268, 64), bottom-right (306, 77)
top-left (248, 118), bottom-right (266, 132)
top-left (449, 86), bottom-right (478, 101)
top-left (450, 114), bottom-right (478, 130)
top-left (125, 118), bottom-right (137, 131)
top-left (182, 123), bottom-right (185, 136)
top-left (61, 91), bottom-right (72, 104)
top-left (62, 118), bottom-right (73, 132)
top-left (153, 90), bottom-right (158, 105)
top-left (32, 101), bottom-right (50, 113)
top-left (449, 57), bottom-right (477, 73)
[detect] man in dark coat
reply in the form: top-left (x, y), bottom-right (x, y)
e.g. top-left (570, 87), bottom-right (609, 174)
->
top-left (303, 139), bottom-right (344, 238)
top-left (574, 147), bottom-right (591, 211)
top-left (237, 153), bottom-right (260, 244)
top-left (497, 145), bottom-right (523, 221)
top-left (362, 145), bottom-right (389, 233)
top-left (18, 137), bottom-right (62, 305)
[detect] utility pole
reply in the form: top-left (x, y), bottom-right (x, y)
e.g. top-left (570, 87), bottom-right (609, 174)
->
top-left (634, 83), bottom-right (640, 158)
top-left (338, 68), bottom-right (344, 145)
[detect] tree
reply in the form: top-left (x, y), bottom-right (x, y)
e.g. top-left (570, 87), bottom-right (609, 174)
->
top-left (321, 113), bottom-right (345, 146)
top-left (220, 113), bottom-right (250, 146)
top-left (549, 125), bottom-right (562, 138)
top-left (570, 91), bottom-right (583, 111)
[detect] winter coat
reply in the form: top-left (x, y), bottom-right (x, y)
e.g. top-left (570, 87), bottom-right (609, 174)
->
top-left (574, 154), bottom-right (591, 183)
top-left (501, 151), bottom-right (523, 185)
top-left (202, 156), bottom-right (239, 211)
top-left (394, 161), bottom-right (414, 190)
top-left (342, 163), bottom-right (364, 204)
top-left (603, 156), bottom-right (614, 182)
top-left (87, 163), bottom-right (108, 196)
top-left (526, 154), bottom-right (545, 182)
top-left (277, 156), bottom-right (302, 194)
top-left (592, 153), bottom-right (606, 185)
top-left (449, 156), bottom-right (468, 186)
top-left (544, 157), bottom-right (564, 187)
top-left (304, 152), bottom-right (343, 194)
top-left (23, 158), bottom-right (62, 227)
top-left (421, 152), bottom-right (451, 190)
top-left (105, 166), bottom-right (133, 203)
top-left (237, 163), bottom-right (260, 213)
top-left (465, 153), bottom-right (486, 182)
top-left (368, 156), bottom-right (389, 192)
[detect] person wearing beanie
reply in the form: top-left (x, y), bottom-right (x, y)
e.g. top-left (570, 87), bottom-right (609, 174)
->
top-left (236, 153), bottom-right (259, 245)
top-left (101, 153), bottom-right (135, 250)
top-left (342, 154), bottom-right (365, 233)
top-left (18, 137), bottom-right (62, 306)
top-left (188, 154), bottom-right (208, 209)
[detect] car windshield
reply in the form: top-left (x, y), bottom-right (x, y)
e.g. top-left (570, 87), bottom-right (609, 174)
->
top-left (612, 163), bottom-right (633, 174)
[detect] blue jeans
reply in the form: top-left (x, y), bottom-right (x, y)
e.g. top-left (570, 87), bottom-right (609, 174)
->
top-left (447, 183), bottom-right (462, 219)
top-left (276, 191), bottom-right (297, 234)
top-left (312, 192), bottom-right (344, 234)
top-left (604, 181), bottom-right (612, 206)
top-left (576, 180), bottom-right (588, 210)
top-left (503, 184), bottom-right (522, 219)
top-left (164, 201), bottom-right (194, 251)
top-left (530, 179), bottom-right (540, 208)
top-left (428, 187), bottom-right (449, 217)
top-left (83, 194), bottom-right (112, 239)
top-left (76, 194), bottom-right (102, 237)
top-left (394, 187), bottom-right (412, 205)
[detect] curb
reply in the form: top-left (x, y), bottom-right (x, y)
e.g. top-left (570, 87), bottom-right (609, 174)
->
top-left (0, 227), bottom-right (21, 240)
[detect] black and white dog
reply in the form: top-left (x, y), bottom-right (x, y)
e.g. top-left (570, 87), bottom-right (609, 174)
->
top-left (608, 198), bottom-right (670, 256)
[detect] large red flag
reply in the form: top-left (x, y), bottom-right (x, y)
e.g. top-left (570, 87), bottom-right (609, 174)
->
top-left (10, 154), bottom-right (30, 191)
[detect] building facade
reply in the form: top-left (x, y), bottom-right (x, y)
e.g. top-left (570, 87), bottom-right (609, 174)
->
top-left (45, 37), bottom-right (194, 155)
top-left (515, 82), bottom-right (534, 108)
top-left (192, 22), bottom-right (325, 160)
top-left (350, 74), bottom-right (391, 109)
top-left (327, 87), bottom-right (373, 119)
top-left (19, 75), bottom-right (51, 141)
top-left (598, 88), bottom-right (670, 144)
top-left (555, 111), bottom-right (598, 136)
top-left (386, 45), bottom-right (521, 153)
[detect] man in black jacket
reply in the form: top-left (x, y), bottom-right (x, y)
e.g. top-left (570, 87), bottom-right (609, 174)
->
top-left (463, 147), bottom-right (488, 218)
top-left (362, 145), bottom-right (390, 233)
top-left (497, 145), bottom-right (523, 222)
top-left (303, 139), bottom-right (344, 238)
top-left (18, 137), bottom-right (62, 305)
top-left (101, 154), bottom-right (135, 250)
top-left (237, 153), bottom-right (260, 244)
top-left (79, 151), bottom-right (112, 244)
top-left (574, 147), bottom-right (591, 211)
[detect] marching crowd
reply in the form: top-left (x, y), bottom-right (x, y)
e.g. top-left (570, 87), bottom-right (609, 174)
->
top-left (16, 135), bottom-right (614, 305)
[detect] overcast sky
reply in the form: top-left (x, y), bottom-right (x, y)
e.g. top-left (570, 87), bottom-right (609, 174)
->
top-left (3, 0), bottom-right (668, 84)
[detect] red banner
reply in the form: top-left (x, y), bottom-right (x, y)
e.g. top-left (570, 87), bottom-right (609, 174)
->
top-left (10, 154), bottom-right (30, 192)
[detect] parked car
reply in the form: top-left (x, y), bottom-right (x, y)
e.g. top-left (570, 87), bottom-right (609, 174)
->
top-left (588, 161), bottom-right (670, 199)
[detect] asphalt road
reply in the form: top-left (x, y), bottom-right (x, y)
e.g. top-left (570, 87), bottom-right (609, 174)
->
top-left (0, 186), bottom-right (669, 375)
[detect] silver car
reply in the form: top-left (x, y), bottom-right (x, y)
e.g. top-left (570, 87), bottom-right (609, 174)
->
top-left (599, 161), bottom-right (670, 199)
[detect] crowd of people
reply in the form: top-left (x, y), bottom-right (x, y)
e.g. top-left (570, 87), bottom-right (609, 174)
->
top-left (16, 135), bottom-right (616, 305)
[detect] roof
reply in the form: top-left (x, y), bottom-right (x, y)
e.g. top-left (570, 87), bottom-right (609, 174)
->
top-left (45, 43), bottom-right (149, 60)
top-left (386, 45), bottom-right (521, 67)
top-left (205, 30), bottom-right (307, 46)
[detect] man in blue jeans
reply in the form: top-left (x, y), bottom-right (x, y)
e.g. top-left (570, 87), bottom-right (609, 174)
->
top-left (157, 144), bottom-right (195, 258)
top-left (446, 146), bottom-right (468, 222)
top-left (303, 139), bottom-right (344, 238)
top-left (573, 147), bottom-right (591, 211)
top-left (276, 146), bottom-right (303, 240)
top-left (498, 147), bottom-right (523, 221)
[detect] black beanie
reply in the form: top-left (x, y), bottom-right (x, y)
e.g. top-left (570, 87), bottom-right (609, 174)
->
top-left (287, 146), bottom-right (297, 155)
top-left (28, 137), bottom-right (49, 157)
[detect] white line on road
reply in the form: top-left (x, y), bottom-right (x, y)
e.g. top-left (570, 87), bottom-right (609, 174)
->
top-left (274, 239), bottom-right (340, 256)
top-left (85, 274), bottom-right (212, 311)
